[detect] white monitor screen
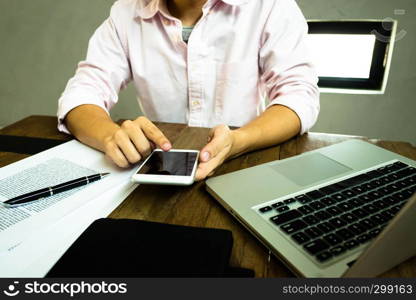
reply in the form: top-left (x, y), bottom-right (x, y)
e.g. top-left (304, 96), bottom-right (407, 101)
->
top-left (306, 34), bottom-right (376, 79)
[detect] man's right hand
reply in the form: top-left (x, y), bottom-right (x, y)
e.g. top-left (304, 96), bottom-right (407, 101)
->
top-left (103, 116), bottom-right (171, 168)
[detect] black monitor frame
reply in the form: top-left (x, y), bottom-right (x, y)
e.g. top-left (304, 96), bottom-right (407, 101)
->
top-left (307, 21), bottom-right (394, 91)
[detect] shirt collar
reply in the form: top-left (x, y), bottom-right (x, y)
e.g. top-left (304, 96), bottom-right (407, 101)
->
top-left (135, 0), bottom-right (250, 20)
top-left (135, 0), bottom-right (161, 19)
top-left (221, 0), bottom-right (249, 5)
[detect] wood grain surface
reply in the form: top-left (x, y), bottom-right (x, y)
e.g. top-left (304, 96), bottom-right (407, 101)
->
top-left (1, 116), bottom-right (415, 277)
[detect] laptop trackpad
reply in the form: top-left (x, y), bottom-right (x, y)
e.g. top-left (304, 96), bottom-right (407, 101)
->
top-left (270, 153), bottom-right (352, 187)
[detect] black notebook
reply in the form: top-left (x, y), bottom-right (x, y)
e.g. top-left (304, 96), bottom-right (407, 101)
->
top-left (47, 218), bottom-right (253, 277)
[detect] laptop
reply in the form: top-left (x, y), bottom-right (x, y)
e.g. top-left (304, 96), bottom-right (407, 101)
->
top-left (205, 139), bottom-right (416, 277)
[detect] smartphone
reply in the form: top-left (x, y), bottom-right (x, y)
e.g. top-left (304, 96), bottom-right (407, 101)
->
top-left (131, 149), bottom-right (199, 185)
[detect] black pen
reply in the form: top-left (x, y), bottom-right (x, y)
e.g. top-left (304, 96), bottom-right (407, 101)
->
top-left (3, 173), bottom-right (110, 207)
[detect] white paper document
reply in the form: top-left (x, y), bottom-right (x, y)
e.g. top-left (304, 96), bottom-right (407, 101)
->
top-left (0, 158), bottom-right (97, 232)
top-left (0, 140), bottom-right (138, 276)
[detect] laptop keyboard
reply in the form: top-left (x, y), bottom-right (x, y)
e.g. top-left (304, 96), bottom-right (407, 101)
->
top-left (257, 161), bottom-right (416, 264)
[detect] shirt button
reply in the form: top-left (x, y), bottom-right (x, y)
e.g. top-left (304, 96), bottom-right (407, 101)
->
top-left (163, 19), bottom-right (170, 25)
top-left (192, 100), bottom-right (200, 106)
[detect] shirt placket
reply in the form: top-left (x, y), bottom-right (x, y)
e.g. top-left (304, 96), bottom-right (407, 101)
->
top-left (187, 44), bottom-right (204, 127)
top-left (159, 3), bottom-right (212, 127)
top-left (186, 5), bottom-right (213, 127)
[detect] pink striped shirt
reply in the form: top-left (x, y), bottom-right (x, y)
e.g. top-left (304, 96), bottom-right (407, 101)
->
top-left (57, 0), bottom-right (320, 134)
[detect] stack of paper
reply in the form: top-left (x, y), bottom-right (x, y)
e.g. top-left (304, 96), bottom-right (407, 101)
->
top-left (0, 140), bottom-right (138, 277)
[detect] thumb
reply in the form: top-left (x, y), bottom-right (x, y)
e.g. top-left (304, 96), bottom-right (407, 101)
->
top-left (200, 125), bottom-right (226, 162)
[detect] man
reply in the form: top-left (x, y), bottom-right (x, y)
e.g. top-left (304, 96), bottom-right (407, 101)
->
top-left (57, 0), bottom-right (319, 180)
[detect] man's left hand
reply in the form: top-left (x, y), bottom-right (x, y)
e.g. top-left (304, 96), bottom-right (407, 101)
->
top-left (195, 124), bottom-right (236, 181)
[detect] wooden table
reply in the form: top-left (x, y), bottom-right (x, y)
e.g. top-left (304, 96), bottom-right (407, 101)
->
top-left (1, 115), bottom-right (415, 277)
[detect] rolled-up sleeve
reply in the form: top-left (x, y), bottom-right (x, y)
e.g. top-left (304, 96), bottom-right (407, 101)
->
top-left (57, 3), bottom-right (132, 134)
top-left (259, 0), bottom-right (320, 134)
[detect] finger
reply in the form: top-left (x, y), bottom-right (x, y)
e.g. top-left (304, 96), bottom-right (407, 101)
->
top-left (195, 168), bottom-right (205, 181)
top-left (113, 129), bottom-right (142, 164)
top-left (133, 131), bottom-right (152, 157)
top-left (200, 126), bottom-right (226, 162)
top-left (136, 117), bottom-right (172, 151)
top-left (195, 169), bottom-right (215, 181)
top-left (195, 148), bottom-right (227, 180)
top-left (105, 142), bottom-right (130, 168)
top-left (121, 120), bottom-right (152, 158)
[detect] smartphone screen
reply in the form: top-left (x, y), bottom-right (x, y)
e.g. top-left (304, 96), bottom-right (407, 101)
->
top-left (136, 151), bottom-right (198, 176)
